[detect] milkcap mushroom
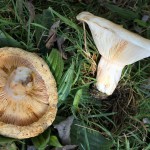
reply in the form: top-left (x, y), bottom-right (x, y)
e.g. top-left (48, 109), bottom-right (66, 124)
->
top-left (0, 47), bottom-right (58, 139)
top-left (77, 12), bottom-right (150, 95)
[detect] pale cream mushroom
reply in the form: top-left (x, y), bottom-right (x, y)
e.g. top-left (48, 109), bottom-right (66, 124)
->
top-left (0, 47), bottom-right (58, 139)
top-left (77, 12), bottom-right (150, 95)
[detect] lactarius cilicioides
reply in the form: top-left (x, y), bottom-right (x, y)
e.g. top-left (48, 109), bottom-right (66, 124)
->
top-left (0, 47), bottom-right (58, 139)
top-left (77, 12), bottom-right (150, 95)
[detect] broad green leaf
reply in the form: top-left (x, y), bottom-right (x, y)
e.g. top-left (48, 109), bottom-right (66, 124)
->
top-left (0, 143), bottom-right (17, 150)
top-left (71, 121), bottom-right (113, 150)
top-left (58, 62), bottom-right (74, 102)
top-left (0, 135), bottom-right (16, 144)
top-left (7, 143), bottom-right (17, 150)
top-left (49, 136), bottom-right (62, 147)
top-left (47, 49), bottom-right (64, 83)
top-left (0, 30), bottom-right (22, 47)
top-left (31, 129), bottom-right (51, 150)
top-left (105, 4), bottom-right (139, 20)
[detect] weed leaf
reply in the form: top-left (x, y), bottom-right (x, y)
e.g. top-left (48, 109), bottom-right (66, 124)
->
top-left (72, 89), bottom-right (83, 113)
top-left (1, 142), bottom-right (17, 150)
top-left (49, 135), bottom-right (62, 147)
top-left (47, 48), bottom-right (64, 83)
top-left (58, 62), bottom-right (74, 102)
top-left (0, 135), bottom-right (16, 144)
top-left (31, 129), bottom-right (51, 150)
top-left (71, 121), bottom-right (113, 150)
top-left (0, 30), bottom-right (22, 47)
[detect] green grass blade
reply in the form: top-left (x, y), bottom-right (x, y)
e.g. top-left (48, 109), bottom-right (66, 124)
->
top-left (31, 23), bottom-right (49, 30)
top-left (105, 4), bottom-right (139, 20)
top-left (48, 7), bottom-right (79, 31)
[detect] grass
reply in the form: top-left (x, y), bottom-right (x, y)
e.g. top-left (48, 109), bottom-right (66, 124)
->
top-left (0, 0), bottom-right (150, 149)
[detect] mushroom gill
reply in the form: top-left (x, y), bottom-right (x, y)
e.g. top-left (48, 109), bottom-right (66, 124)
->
top-left (0, 47), bottom-right (58, 139)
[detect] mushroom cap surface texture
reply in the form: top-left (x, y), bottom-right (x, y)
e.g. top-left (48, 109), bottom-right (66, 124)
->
top-left (0, 47), bottom-right (58, 139)
top-left (77, 12), bottom-right (150, 65)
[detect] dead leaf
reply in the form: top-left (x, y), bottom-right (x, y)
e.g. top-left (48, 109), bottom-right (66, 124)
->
top-left (52, 145), bottom-right (78, 150)
top-left (45, 20), bottom-right (60, 49)
top-left (57, 37), bottom-right (67, 59)
top-left (16, 0), bottom-right (23, 19)
top-left (83, 22), bottom-right (97, 75)
top-left (54, 116), bottom-right (74, 145)
top-left (27, 146), bottom-right (36, 150)
top-left (143, 118), bottom-right (150, 125)
top-left (142, 15), bottom-right (149, 22)
top-left (25, 1), bottom-right (35, 23)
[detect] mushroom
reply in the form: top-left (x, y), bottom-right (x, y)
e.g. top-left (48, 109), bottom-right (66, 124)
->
top-left (0, 47), bottom-right (58, 139)
top-left (77, 12), bottom-right (150, 95)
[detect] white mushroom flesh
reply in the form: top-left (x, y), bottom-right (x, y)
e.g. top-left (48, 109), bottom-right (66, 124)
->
top-left (77, 12), bottom-right (150, 95)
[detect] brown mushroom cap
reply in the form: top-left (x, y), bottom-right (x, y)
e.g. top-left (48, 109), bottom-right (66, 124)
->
top-left (0, 47), bottom-right (58, 139)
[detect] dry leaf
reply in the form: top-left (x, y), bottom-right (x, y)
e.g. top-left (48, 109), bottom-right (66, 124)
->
top-left (25, 1), bottom-right (35, 23)
top-left (82, 22), bottom-right (97, 74)
top-left (57, 37), bottom-right (67, 59)
top-left (142, 15), bottom-right (149, 22)
top-left (52, 145), bottom-right (78, 150)
top-left (27, 146), bottom-right (36, 150)
top-left (54, 116), bottom-right (74, 145)
top-left (45, 20), bottom-right (60, 49)
top-left (16, 0), bottom-right (23, 18)
top-left (143, 118), bottom-right (150, 125)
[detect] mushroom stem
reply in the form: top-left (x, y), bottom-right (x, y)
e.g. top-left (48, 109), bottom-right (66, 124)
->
top-left (96, 57), bottom-right (124, 95)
